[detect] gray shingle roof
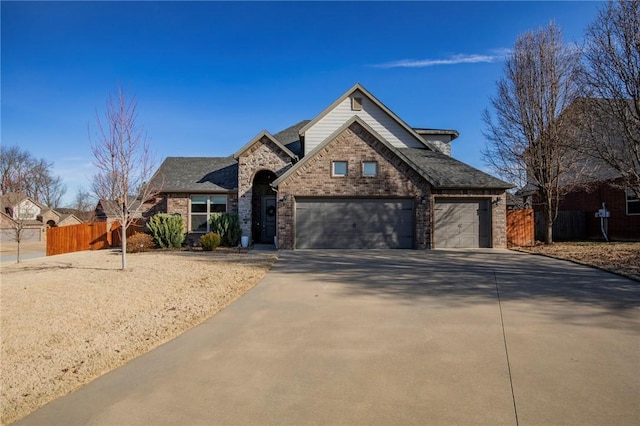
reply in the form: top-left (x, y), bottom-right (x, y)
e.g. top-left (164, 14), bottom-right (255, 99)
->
top-left (399, 148), bottom-right (513, 189)
top-left (273, 120), bottom-right (310, 158)
top-left (154, 157), bottom-right (238, 193)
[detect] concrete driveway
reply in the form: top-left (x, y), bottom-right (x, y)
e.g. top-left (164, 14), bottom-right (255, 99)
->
top-left (16, 249), bottom-right (640, 425)
top-left (0, 241), bottom-right (46, 263)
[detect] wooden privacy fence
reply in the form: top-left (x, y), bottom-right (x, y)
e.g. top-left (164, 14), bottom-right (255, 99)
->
top-left (534, 210), bottom-right (586, 241)
top-left (46, 220), bottom-right (146, 256)
top-left (507, 209), bottom-right (534, 247)
top-left (110, 220), bottom-right (145, 247)
top-left (47, 222), bottom-right (110, 256)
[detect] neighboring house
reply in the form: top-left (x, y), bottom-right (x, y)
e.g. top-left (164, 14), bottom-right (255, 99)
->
top-left (94, 197), bottom-right (144, 224)
top-left (150, 84), bottom-right (512, 249)
top-left (57, 213), bottom-right (83, 227)
top-left (554, 178), bottom-right (639, 240)
top-left (525, 98), bottom-right (640, 241)
top-left (56, 207), bottom-right (94, 223)
top-left (0, 193), bottom-right (83, 242)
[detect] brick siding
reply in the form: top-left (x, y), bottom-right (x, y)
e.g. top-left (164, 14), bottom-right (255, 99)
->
top-left (558, 181), bottom-right (640, 240)
top-left (276, 121), bottom-right (432, 249)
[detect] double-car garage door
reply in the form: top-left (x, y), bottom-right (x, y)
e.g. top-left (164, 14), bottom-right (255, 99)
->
top-left (295, 198), bottom-right (414, 249)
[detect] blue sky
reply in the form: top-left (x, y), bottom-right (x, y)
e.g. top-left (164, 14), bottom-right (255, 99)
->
top-left (2, 1), bottom-right (603, 206)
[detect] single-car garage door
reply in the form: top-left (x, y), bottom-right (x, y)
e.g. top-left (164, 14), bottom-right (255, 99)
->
top-left (434, 199), bottom-right (491, 248)
top-left (295, 198), bottom-right (414, 249)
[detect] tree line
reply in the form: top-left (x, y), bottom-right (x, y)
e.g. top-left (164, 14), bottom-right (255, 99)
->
top-left (483, 0), bottom-right (639, 243)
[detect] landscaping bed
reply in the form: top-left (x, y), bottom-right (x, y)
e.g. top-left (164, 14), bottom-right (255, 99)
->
top-left (515, 241), bottom-right (640, 281)
top-left (0, 249), bottom-right (277, 425)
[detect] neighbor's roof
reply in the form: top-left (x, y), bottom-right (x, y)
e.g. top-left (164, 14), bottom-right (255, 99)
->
top-left (0, 192), bottom-right (45, 210)
top-left (399, 148), bottom-right (513, 189)
top-left (153, 156), bottom-right (238, 193)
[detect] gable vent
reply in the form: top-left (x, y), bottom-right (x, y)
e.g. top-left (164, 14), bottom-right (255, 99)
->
top-left (351, 96), bottom-right (363, 111)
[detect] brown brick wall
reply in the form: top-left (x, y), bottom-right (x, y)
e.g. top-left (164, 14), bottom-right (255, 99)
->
top-left (163, 192), bottom-right (240, 245)
top-left (276, 121), bottom-right (432, 249)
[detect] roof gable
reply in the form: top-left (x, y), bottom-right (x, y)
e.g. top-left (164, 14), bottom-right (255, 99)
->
top-left (233, 130), bottom-right (298, 160)
top-left (273, 116), bottom-right (512, 190)
top-left (299, 83), bottom-right (438, 155)
top-left (273, 116), bottom-right (428, 187)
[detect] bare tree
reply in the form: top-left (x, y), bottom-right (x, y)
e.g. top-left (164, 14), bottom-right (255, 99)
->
top-left (0, 145), bottom-right (67, 207)
top-left (71, 187), bottom-right (96, 221)
top-left (39, 174), bottom-right (67, 209)
top-left (90, 86), bottom-right (158, 270)
top-left (4, 202), bottom-right (39, 264)
top-left (483, 23), bottom-right (584, 244)
top-left (581, 0), bottom-right (640, 196)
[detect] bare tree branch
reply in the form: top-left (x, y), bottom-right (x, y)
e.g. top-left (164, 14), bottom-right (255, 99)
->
top-left (580, 0), bottom-right (640, 196)
top-left (90, 85), bottom-right (160, 270)
top-left (483, 22), bottom-right (585, 243)
top-left (0, 145), bottom-right (67, 207)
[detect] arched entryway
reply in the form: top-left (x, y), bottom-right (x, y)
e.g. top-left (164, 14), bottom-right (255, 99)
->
top-left (252, 170), bottom-right (277, 244)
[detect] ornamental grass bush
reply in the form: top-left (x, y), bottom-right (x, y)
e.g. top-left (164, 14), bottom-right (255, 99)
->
top-left (199, 232), bottom-right (221, 251)
top-left (127, 233), bottom-right (155, 253)
top-left (147, 214), bottom-right (186, 248)
top-left (209, 213), bottom-right (241, 247)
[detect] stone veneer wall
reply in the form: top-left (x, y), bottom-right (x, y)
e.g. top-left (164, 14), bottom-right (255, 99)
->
top-left (237, 136), bottom-right (295, 242)
top-left (276, 121), bottom-right (432, 250)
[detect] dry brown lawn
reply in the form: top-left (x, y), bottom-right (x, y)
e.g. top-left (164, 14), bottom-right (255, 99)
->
top-left (0, 249), bottom-right (278, 425)
top-left (515, 241), bottom-right (640, 281)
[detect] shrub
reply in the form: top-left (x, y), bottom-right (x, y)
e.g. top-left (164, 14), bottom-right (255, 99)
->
top-left (127, 233), bottom-right (155, 253)
top-left (199, 232), bottom-right (221, 251)
top-left (147, 214), bottom-right (186, 248)
top-left (209, 213), bottom-right (241, 247)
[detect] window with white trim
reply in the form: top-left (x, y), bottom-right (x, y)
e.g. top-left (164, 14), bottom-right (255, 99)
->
top-left (332, 161), bottom-right (348, 177)
top-left (362, 161), bottom-right (378, 177)
top-left (191, 195), bottom-right (227, 232)
top-left (626, 188), bottom-right (639, 215)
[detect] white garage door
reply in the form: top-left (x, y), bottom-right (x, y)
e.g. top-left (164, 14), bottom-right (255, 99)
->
top-left (295, 198), bottom-right (414, 249)
top-left (434, 199), bottom-right (491, 248)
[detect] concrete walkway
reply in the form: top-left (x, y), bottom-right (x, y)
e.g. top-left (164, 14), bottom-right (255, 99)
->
top-left (15, 250), bottom-right (640, 425)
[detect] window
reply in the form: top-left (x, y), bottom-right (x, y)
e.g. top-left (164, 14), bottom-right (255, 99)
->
top-left (626, 188), bottom-right (640, 215)
top-left (191, 195), bottom-right (227, 232)
top-left (332, 161), bottom-right (348, 177)
top-left (362, 161), bottom-right (378, 177)
top-left (351, 97), bottom-right (362, 111)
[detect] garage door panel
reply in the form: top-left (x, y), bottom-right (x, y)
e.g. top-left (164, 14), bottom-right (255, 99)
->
top-left (295, 198), bottom-right (414, 249)
top-left (434, 200), bottom-right (491, 248)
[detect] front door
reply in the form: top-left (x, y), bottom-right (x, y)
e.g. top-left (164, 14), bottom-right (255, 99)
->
top-left (261, 196), bottom-right (277, 244)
